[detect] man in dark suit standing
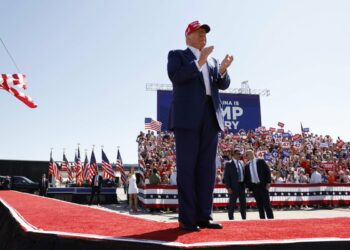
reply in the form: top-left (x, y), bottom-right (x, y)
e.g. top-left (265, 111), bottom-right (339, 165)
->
top-left (89, 173), bottom-right (102, 205)
top-left (244, 150), bottom-right (274, 219)
top-left (167, 21), bottom-right (233, 231)
top-left (223, 149), bottom-right (246, 220)
top-left (39, 173), bottom-right (49, 196)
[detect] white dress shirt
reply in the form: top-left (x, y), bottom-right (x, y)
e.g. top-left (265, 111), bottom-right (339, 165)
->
top-left (235, 159), bottom-right (244, 182)
top-left (188, 46), bottom-right (212, 96)
top-left (170, 172), bottom-right (177, 185)
top-left (94, 175), bottom-right (99, 187)
top-left (249, 158), bottom-right (260, 183)
top-left (310, 171), bottom-right (322, 184)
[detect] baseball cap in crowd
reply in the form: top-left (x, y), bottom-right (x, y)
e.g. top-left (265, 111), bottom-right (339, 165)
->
top-left (185, 20), bottom-right (210, 36)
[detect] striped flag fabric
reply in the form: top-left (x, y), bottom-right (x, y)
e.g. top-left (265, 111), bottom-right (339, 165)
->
top-left (0, 74), bottom-right (37, 108)
top-left (138, 159), bottom-right (146, 184)
top-left (49, 151), bottom-right (61, 183)
top-left (61, 152), bottom-right (68, 171)
top-left (102, 149), bottom-right (115, 179)
top-left (82, 152), bottom-right (90, 182)
top-left (75, 148), bottom-right (83, 185)
top-left (116, 149), bottom-right (126, 186)
top-left (144, 117), bottom-right (162, 132)
top-left (62, 153), bottom-right (73, 182)
top-left (88, 150), bottom-right (98, 183)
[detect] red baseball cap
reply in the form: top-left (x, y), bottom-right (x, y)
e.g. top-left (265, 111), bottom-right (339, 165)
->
top-left (185, 20), bottom-right (210, 36)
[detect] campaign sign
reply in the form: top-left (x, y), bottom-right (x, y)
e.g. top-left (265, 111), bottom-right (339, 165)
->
top-left (321, 162), bottom-right (334, 170)
top-left (283, 150), bottom-right (290, 158)
top-left (256, 150), bottom-right (268, 159)
top-left (293, 140), bottom-right (301, 148)
top-left (272, 150), bottom-right (279, 158)
top-left (232, 134), bottom-right (241, 140)
top-left (264, 153), bottom-right (273, 162)
top-left (261, 131), bottom-right (270, 136)
top-left (282, 133), bottom-right (290, 138)
top-left (292, 134), bottom-right (301, 141)
top-left (157, 91), bottom-right (262, 133)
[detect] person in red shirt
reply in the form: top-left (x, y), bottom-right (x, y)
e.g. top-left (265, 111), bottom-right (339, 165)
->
top-left (300, 157), bottom-right (311, 175)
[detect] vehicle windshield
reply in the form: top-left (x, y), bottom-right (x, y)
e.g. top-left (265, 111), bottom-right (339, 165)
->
top-left (18, 176), bottom-right (35, 183)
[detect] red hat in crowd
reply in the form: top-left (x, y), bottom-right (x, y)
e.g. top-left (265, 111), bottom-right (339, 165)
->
top-left (185, 20), bottom-right (210, 36)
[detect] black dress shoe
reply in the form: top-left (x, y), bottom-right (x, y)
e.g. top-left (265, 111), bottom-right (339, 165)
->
top-left (179, 222), bottom-right (201, 232)
top-left (197, 221), bottom-right (223, 229)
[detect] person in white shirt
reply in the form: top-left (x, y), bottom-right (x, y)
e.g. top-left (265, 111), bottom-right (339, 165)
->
top-left (167, 20), bottom-right (233, 232)
top-left (310, 167), bottom-right (322, 184)
top-left (169, 167), bottom-right (177, 185)
top-left (244, 150), bottom-right (274, 219)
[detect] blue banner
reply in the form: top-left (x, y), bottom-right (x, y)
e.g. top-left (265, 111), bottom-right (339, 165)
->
top-left (157, 91), bottom-right (262, 133)
top-left (272, 150), bottom-right (279, 158)
top-left (283, 150), bottom-right (290, 158)
top-left (264, 153), bottom-right (273, 162)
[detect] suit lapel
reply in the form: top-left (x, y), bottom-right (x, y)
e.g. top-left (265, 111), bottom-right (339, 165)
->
top-left (184, 48), bottom-right (205, 86)
top-left (184, 48), bottom-right (196, 61)
top-left (207, 58), bottom-right (216, 93)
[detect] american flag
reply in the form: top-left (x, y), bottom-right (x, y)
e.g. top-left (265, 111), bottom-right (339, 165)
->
top-left (75, 148), bottom-right (83, 185)
top-left (102, 149), bottom-right (114, 179)
top-left (88, 150), bottom-right (98, 183)
top-left (62, 153), bottom-right (73, 182)
top-left (82, 152), bottom-right (90, 182)
top-left (138, 159), bottom-right (146, 184)
top-left (116, 149), bottom-right (126, 186)
top-left (48, 151), bottom-right (61, 182)
top-left (0, 74), bottom-right (37, 108)
top-left (144, 117), bottom-right (162, 132)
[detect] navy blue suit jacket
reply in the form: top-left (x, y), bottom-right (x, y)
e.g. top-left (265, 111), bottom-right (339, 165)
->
top-left (223, 160), bottom-right (245, 192)
top-left (167, 48), bottom-right (230, 131)
top-left (244, 159), bottom-right (271, 189)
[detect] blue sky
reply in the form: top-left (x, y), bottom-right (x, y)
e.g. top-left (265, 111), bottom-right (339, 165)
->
top-left (1, 0), bottom-right (349, 163)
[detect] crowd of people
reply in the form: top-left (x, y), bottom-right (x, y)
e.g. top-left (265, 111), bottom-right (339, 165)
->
top-left (137, 127), bottom-right (350, 186)
top-left (137, 131), bottom-right (177, 186)
top-left (217, 127), bottom-right (350, 185)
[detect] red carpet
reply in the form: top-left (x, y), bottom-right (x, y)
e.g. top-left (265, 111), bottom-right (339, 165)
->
top-left (1, 190), bottom-right (350, 248)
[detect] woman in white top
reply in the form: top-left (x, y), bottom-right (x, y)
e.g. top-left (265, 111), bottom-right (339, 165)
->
top-left (127, 167), bottom-right (139, 212)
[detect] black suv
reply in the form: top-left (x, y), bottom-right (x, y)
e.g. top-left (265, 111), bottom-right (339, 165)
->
top-left (10, 176), bottom-right (39, 194)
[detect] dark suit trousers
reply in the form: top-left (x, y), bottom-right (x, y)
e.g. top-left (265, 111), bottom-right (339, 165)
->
top-left (228, 183), bottom-right (246, 220)
top-left (89, 187), bottom-right (101, 205)
top-left (251, 184), bottom-right (274, 219)
top-left (40, 187), bottom-right (47, 196)
top-left (174, 98), bottom-right (220, 226)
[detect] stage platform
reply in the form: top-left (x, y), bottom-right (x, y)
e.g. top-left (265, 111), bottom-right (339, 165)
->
top-left (1, 190), bottom-right (350, 249)
top-left (46, 187), bottom-right (118, 204)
